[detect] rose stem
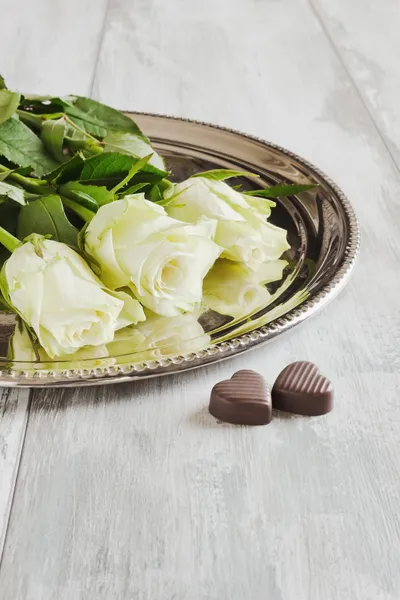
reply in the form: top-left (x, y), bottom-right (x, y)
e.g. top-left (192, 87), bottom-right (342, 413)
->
top-left (0, 226), bottom-right (20, 253)
top-left (60, 196), bottom-right (95, 222)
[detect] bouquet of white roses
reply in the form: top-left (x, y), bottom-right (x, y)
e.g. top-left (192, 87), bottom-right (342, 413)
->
top-left (0, 75), bottom-right (314, 364)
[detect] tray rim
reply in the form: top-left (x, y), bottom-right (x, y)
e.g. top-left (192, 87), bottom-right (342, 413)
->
top-left (0, 112), bottom-right (360, 388)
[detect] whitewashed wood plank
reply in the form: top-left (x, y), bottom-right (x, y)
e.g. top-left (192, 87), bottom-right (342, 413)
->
top-left (0, 389), bottom-right (30, 557)
top-left (1, 368), bottom-right (400, 600)
top-left (0, 0), bottom-right (109, 566)
top-left (1, 0), bottom-right (109, 96)
top-left (310, 0), bottom-right (400, 168)
top-left (1, 0), bottom-right (400, 599)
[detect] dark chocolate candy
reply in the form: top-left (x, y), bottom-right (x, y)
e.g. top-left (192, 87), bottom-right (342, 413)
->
top-left (209, 370), bottom-right (272, 425)
top-left (272, 361), bottom-right (333, 416)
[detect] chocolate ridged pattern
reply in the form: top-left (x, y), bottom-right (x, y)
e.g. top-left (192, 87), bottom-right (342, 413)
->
top-left (209, 370), bottom-right (272, 425)
top-left (272, 361), bottom-right (333, 416)
top-left (276, 362), bottom-right (332, 395)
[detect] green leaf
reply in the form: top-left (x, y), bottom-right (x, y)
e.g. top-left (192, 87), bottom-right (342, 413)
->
top-left (103, 132), bottom-right (164, 169)
top-left (111, 154), bottom-right (152, 194)
top-left (80, 152), bottom-right (135, 180)
top-left (45, 153), bottom-right (85, 184)
top-left (80, 152), bottom-right (167, 187)
top-left (63, 96), bottom-right (147, 140)
top-left (0, 74), bottom-right (6, 90)
top-left (191, 169), bottom-right (260, 181)
top-left (0, 117), bottom-right (58, 177)
top-left (245, 183), bottom-right (318, 199)
top-left (41, 117), bottom-right (66, 162)
top-left (121, 182), bottom-right (148, 196)
top-left (0, 181), bottom-right (25, 205)
top-left (17, 195), bottom-right (79, 246)
top-left (59, 181), bottom-right (114, 210)
top-left (0, 90), bottom-right (20, 125)
top-left (64, 116), bottom-right (90, 141)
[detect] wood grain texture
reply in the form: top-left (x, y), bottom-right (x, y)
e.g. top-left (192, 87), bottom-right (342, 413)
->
top-left (311, 0), bottom-right (400, 169)
top-left (0, 0), bottom-right (109, 95)
top-left (0, 389), bottom-right (30, 557)
top-left (0, 0), bottom-right (109, 571)
top-left (1, 0), bottom-right (400, 598)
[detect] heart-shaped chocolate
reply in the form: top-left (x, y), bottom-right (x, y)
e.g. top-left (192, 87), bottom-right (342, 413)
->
top-left (209, 370), bottom-right (272, 425)
top-left (272, 361), bottom-right (333, 416)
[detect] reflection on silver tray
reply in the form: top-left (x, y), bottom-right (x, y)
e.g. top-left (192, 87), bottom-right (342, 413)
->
top-left (0, 114), bottom-right (359, 387)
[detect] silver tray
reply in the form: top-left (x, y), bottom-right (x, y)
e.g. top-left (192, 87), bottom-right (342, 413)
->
top-left (0, 114), bottom-right (359, 387)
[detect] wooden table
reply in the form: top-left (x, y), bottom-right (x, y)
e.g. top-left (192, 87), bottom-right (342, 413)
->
top-left (1, 1), bottom-right (399, 598)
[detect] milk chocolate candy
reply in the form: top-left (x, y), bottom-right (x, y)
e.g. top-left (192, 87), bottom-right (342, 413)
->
top-left (272, 361), bottom-right (333, 416)
top-left (209, 370), bottom-right (272, 425)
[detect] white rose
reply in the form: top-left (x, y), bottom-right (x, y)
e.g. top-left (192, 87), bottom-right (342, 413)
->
top-left (8, 318), bottom-right (113, 370)
top-left (1, 237), bottom-right (145, 358)
top-left (203, 258), bottom-right (287, 318)
top-left (84, 195), bottom-right (222, 317)
top-left (107, 312), bottom-right (211, 363)
top-left (164, 177), bottom-right (289, 271)
top-left (103, 132), bottom-right (165, 170)
top-left (7, 319), bottom-right (37, 363)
